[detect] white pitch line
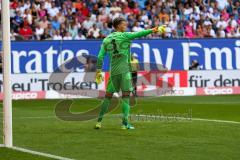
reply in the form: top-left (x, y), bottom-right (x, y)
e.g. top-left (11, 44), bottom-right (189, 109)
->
top-left (11, 146), bottom-right (75, 160)
top-left (0, 114), bottom-right (240, 125)
top-left (192, 118), bottom-right (240, 124)
top-left (131, 114), bottom-right (240, 124)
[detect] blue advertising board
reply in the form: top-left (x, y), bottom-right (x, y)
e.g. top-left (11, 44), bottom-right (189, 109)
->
top-left (1, 38), bottom-right (239, 73)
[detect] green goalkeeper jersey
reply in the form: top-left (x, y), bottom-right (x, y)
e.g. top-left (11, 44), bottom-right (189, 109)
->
top-left (97, 29), bottom-right (153, 76)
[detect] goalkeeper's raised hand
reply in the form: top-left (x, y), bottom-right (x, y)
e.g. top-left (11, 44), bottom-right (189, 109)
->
top-left (151, 25), bottom-right (166, 33)
top-left (95, 69), bottom-right (103, 84)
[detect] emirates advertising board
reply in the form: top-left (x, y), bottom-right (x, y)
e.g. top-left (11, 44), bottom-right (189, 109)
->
top-left (1, 38), bottom-right (240, 74)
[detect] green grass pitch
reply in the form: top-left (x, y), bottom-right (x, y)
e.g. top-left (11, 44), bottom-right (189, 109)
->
top-left (0, 95), bottom-right (240, 160)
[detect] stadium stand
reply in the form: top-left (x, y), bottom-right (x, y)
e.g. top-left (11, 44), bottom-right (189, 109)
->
top-left (6, 0), bottom-right (240, 40)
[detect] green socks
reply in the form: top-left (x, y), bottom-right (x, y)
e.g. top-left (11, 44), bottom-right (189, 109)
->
top-left (97, 98), bottom-right (111, 122)
top-left (121, 97), bottom-right (130, 125)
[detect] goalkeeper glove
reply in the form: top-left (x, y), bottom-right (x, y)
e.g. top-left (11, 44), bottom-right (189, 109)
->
top-left (158, 25), bottom-right (166, 34)
top-left (152, 25), bottom-right (166, 33)
top-left (95, 69), bottom-right (103, 84)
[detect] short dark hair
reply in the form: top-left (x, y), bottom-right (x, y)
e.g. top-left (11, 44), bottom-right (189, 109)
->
top-left (112, 17), bottom-right (126, 29)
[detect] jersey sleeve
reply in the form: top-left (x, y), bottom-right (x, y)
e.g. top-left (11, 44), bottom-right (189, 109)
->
top-left (97, 43), bottom-right (106, 70)
top-left (123, 29), bottom-right (153, 40)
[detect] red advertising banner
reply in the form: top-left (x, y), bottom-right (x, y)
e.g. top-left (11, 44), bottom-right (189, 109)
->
top-left (196, 87), bottom-right (240, 95)
top-left (0, 91), bottom-right (46, 100)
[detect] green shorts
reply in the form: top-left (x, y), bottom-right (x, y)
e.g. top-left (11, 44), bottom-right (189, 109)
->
top-left (106, 72), bottom-right (133, 93)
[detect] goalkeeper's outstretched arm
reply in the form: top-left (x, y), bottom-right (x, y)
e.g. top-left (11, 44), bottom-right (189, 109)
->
top-left (123, 27), bottom-right (159, 40)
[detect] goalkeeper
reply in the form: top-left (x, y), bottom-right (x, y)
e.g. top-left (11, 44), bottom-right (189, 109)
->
top-left (95, 17), bottom-right (162, 129)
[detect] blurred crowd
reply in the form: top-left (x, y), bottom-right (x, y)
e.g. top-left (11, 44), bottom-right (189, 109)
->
top-left (5, 0), bottom-right (240, 40)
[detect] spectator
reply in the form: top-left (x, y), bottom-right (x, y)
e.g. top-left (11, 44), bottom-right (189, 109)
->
top-left (82, 16), bottom-right (94, 30)
top-left (190, 18), bottom-right (197, 31)
top-left (171, 30), bottom-right (179, 38)
top-left (68, 23), bottom-right (78, 39)
top-left (35, 23), bottom-right (44, 40)
top-left (53, 30), bottom-right (62, 40)
top-left (64, 0), bottom-right (72, 9)
top-left (216, 0), bottom-right (229, 10)
top-left (98, 3), bottom-right (107, 14)
top-left (132, 2), bottom-right (140, 15)
top-left (41, 29), bottom-right (52, 40)
top-left (185, 22), bottom-right (195, 38)
top-left (183, 3), bottom-right (193, 19)
top-left (18, 23), bottom-right (33, 40)
top-left (216, 26), bottom-right (226, 38)
top-left (80, 2), bottom-right (90, 17)
top-left (196, 25), bottom-right (204, 38)
top-left (159, 9), bottom-right (170, 23)
top-left (229, 14), bottom-right (238, 28)
top-left (47, 23), bottom-right (54, 37)
top-left (11, 10), bottom-right (23, 32)
top-left (38, 4), bottom-right (47, 19)
top-left (47, 1), bottom-right (59, 18)
top-left (31, 3), bottom-right (38, 20)
top-left (63, 32), bottom-right (72, 40)
top-left (190, 8), bottom-right (200, 21)
top-left (221, 8), bottom-right (230, 21)
top-left (57, 11), bottom-right (66, 24)
top-left (73, 0), bottom-right (82, 11)
top-left (24, 9), bottom-right (33, 25)
top-left (65, 8), bottom-right (74, 22)
top-left (89, 13), bottom-right (97, 23)
top-left (216, 16), bottom-right (228, 29)
top-left (210, 8), bottom-right (221, 21)
top-left (44, 0), bottom-right (52, 10)
top-left (7, 0), bottom-right (240, 40)
top-left (132, 22), bottom-right (144, 32)
top-left (203, 16), bottom-right (212, 26)
top-left (169, 16), bottom-right (178, 31)
top-left (24, 0), bottom-right (31, 10)
top-left (18, 1), bottom-right (27, 15)
top-left (110, 2), bottom-right (121, 13)
top-left (51, 16), bottom-right (60, 30)
top-left (95, 16), bottom-right (104, 31)
top-left (87, 31), bottom-right (95, 39)
top-left (164, 23), bottom-right (172, 38)
top-left (92, 3), bottom-right (100, 16)
top-left (39, 16), bottom-right (49, 30)
top-left (101, 23), bottom-right (112, 38)
top-left (123, 2), bottom-right (132, 15)
top-left (202, 25), bottom-right (209, 37)
top-left (10, 0), bottom-right (18, 10)
top-left (59, 23), bottom-right (66, 36)
top-left (177, 22), bottom-right (185, 37)
top-left (236, 26), bottom-right (240, 37)
top-left (208, 25), bottom-right (216, 38)
top-left (109, 10), bottom-right (122, 21)
top-left (88, 24), bottom-right (100, 39)
top-left (10, 29), bottom-right (17, 41)
top-left (75, 32), bottom-right (86, 40)
top-left (226, 21), bottom-right (235, 33)
top-left (61, 3), bottom-right (68, 16)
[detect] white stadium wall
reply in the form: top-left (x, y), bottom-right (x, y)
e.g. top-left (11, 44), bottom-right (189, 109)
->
top-left (0, 70), bottom-right (240, 100)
